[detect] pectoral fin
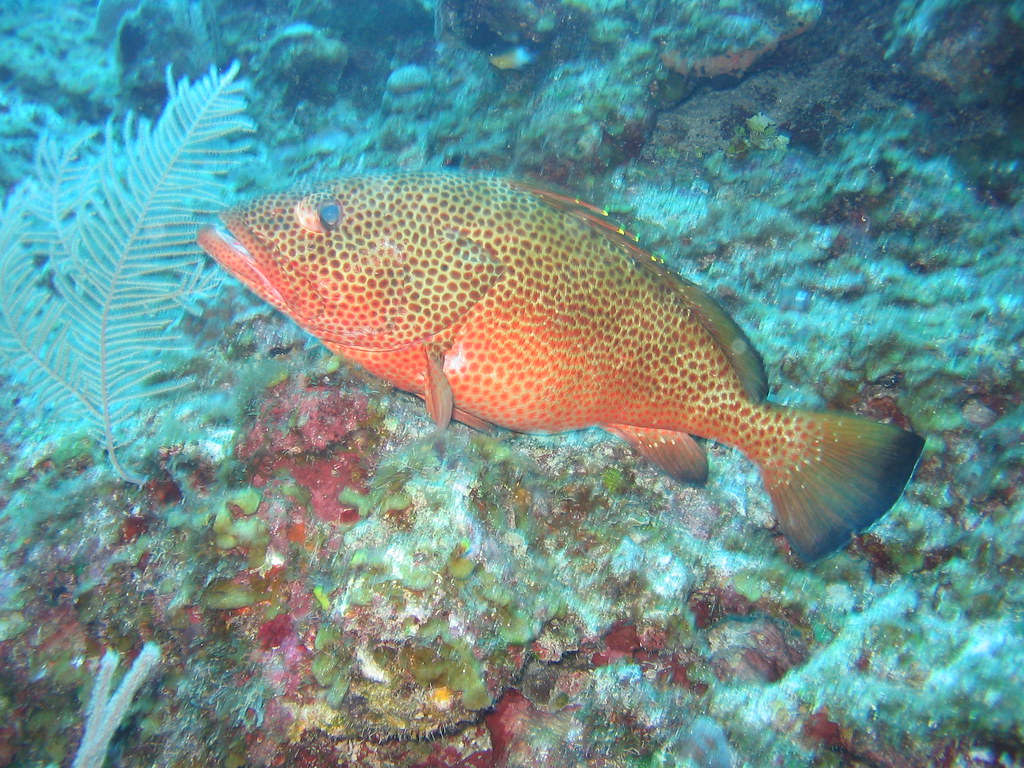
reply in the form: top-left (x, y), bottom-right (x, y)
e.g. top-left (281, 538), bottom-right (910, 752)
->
top-left (424, 343), bottom-right (453, 429)
top-left (605, 424), bottom-right (709, 484)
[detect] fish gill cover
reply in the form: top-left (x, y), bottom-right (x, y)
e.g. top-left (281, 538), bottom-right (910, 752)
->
top-left (0, 1), bottom-right (1021, 767)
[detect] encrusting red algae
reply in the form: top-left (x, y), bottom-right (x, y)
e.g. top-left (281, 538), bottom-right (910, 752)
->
top-left (199, 172), bottom-right (924, 561)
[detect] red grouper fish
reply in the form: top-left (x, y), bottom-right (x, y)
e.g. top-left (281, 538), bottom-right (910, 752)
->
top-left (198, 172), bottom-right (924, 562)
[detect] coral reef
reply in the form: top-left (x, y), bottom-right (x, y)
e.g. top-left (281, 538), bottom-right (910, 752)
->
top-left (0, 0), bottom-right (1022, 766)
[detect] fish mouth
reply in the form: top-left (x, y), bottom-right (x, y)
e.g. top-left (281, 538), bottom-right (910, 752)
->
top-left (198, 216), bottom-right (287, 309)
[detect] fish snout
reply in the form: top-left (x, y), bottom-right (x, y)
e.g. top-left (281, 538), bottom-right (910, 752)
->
top-left (198, 216), bottom-right (316, 320)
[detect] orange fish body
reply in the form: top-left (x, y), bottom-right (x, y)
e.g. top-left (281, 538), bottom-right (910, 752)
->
top-left (199, 173), bottom-right (923, 561)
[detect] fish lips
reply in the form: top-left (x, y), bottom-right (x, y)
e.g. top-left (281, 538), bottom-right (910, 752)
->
top-left (198, 213), bottom-right (321, 324)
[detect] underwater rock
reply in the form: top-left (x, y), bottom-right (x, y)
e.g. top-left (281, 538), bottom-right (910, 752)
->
top-left (888, 1), bottom-right (1024, 105)
top-left (706, 616), bottom-right (808, 683)
top-left (658, 716), bottom-right (736, 768)
top-left (658, 0), bottom-right (819, 82)
top-left (202, 407), bottom-right (558, 746)
top-left (261, 23), bottom-right (349, 108)
top-left (444, 0), bottom-right (557, 52)
top-left (962, 398), bottom-right (999, 430)
top-left (116, 0), bottom-right (215, 110)
top-left (385, 64), bottom-right (433, 95)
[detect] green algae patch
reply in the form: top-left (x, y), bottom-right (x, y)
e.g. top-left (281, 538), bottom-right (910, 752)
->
top-left (382, 638), bottom-right (494, 715)
top-left (476, 571), bottom-right (513, 607)
top-left (230, 516), bottom-right (266, 547)
top-left (447, 538), bottom-right (477, 579)
top-left (408, 647), bottom-right (450, 686)
top-left (496, 604), bottom-right (537, 645)
top-left (344, 582), bottom-right (376, 607)
top-left (47, 434), bottom-right (97, 474)
top-left (447, 555), bottom-right (476, 579)
top-left (417, 617), bottom-right (450, 643)
top-left (311, 655), bottom-right (339, 684)
top-left (211, 494), bottom-right (270, 566)
top-left (204, 580), bottom-right (258, 610)
top-left (343, 484), bottom-right (415, 524)
top-left (227, 487), bottom-right (261, 515)
top-left (601, 466), bottom-right (628, 495)
top-left (212, 525), bottom-right (236, 550)
top-left (312, 625), bottom-right (355, 705)
top-left (311, 651), bottom-right (343, 689)
top-left (400, 566), bottom-right (435, 591)
top-left (445, 640), bottom-right (491, 710)
top-left (315, 625), bottom-right (340, 651)
top-left (0, 611), bottom-right (29, 643)
top-left (733, 571), bottom-right (765, 603)
top-left (312, 585), bottom-right (331, 610)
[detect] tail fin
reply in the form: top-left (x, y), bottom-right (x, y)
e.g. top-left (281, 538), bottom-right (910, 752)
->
top-left (757, 407), bottom-right (925, 562)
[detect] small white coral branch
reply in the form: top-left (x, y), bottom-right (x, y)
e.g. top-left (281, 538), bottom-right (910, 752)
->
top-left (72, 643), bottom-right (162, 768)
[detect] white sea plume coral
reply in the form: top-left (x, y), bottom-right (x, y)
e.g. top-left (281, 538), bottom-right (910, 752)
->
top-left (72, 643), bottom-right (162, 768)
top-left (0, 62), bottom-right (252, 483)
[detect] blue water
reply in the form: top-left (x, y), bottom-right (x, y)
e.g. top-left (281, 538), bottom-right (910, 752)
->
top-left (0, 1), bottom-right (1021, 766)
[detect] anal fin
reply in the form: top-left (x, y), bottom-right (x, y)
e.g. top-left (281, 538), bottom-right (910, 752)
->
top-left (605, 424), bottom-right (708, 484)
top-left (453, 408), bottom-right (498, 433)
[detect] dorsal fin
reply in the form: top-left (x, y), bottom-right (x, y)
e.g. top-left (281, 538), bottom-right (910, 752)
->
top-left (506, 180), bottom-right (658, 265)
top-left (509, 179), bottom-right (769, 402)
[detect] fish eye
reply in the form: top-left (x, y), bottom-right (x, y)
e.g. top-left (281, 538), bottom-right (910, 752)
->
top-left (295, 199), bottom-right (343, 234)
top-left (318, 202), bottom-right (342, 232)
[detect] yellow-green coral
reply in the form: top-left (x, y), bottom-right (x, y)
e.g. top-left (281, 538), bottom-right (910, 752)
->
top-left (726, 113), bottom-right (790, 159)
